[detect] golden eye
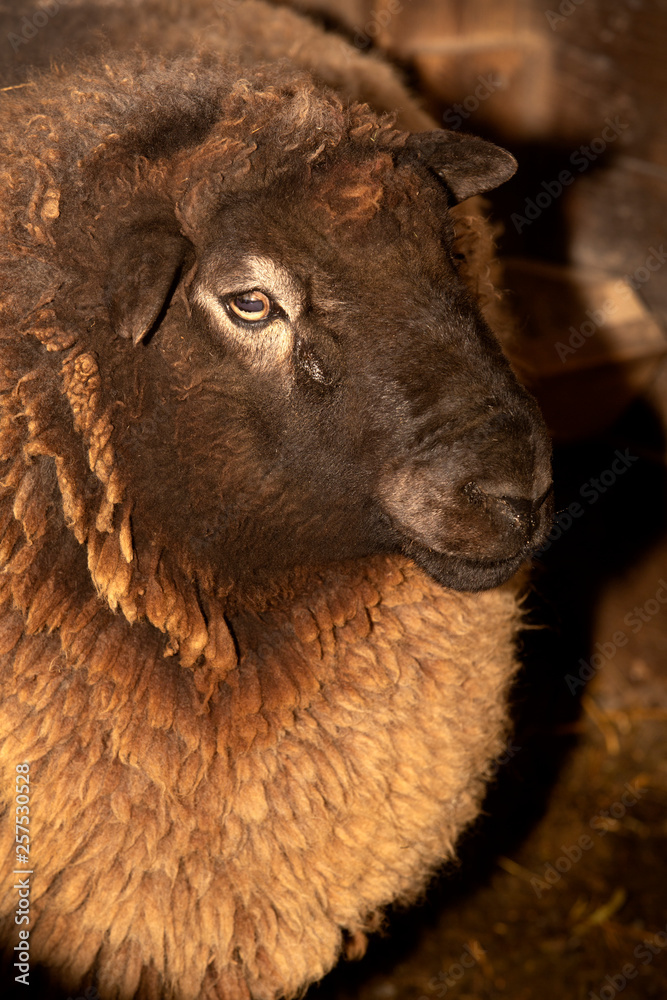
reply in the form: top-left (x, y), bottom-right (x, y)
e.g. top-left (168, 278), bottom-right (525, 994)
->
top-left (228, 291), bottom-right (272, 322)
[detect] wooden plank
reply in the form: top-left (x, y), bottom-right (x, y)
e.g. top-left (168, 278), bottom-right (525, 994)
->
top-left (411, 33), bottom-right (554, 139)
top-left (501, 257), bottom-right (667, 440)
top-left (563, 163), bottom-right (667, 328)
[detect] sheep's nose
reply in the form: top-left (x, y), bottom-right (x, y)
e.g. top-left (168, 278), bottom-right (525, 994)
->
top-left (464, 482), bottom-right (553, 540)
top-left (495, 495), bottom-right (538, 535)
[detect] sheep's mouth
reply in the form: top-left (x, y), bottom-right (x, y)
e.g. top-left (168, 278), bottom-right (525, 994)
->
top-left (381, 480), bottom-right (554, 592)
top-left (399, 537), bottom-right (536, 592)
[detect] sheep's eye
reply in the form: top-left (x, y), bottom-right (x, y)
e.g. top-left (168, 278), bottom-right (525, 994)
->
top-left (228, 291), bottom-right (272, 322)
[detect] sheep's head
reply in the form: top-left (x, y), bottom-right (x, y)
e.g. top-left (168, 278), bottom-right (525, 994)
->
top-left (97, 124), bottom-right (551, 597)
top-left (5, 63), bottom-right (552, 658)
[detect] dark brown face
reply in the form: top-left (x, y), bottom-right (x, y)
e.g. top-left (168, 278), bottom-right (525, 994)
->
top-left (105, 154), bottom-right (552, 594)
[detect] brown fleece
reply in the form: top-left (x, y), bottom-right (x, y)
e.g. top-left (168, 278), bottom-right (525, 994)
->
top-left (0, 6), bottom-right (526, 999)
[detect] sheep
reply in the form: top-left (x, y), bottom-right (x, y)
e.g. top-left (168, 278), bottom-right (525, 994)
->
top-left (0, 2), bottom-right (553, 998)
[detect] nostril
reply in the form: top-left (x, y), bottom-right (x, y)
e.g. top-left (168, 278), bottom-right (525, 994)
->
top-left (496, 495), bottom-right (534, 531)
top-left (464, 481), bottom-right (549, 535)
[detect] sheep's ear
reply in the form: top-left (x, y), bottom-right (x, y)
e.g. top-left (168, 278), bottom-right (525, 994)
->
top-left (404, 130), bottom-right (517, 203)
top-left (105, 225), bottom-right (188, 346)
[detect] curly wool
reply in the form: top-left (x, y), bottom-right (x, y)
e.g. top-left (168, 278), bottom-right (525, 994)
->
top-left (0, 15), bottom-right (525, 1000)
